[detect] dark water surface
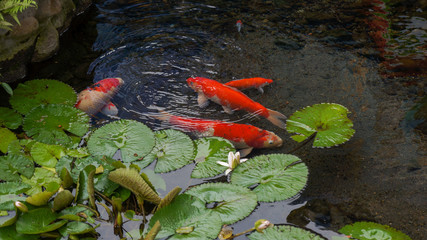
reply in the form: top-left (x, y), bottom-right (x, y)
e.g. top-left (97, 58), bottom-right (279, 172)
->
top-left (23, 0), bottom-right (426, 239)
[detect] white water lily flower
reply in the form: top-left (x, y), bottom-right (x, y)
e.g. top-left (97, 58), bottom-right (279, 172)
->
top-left (217, 151), bottom-right (248, 175)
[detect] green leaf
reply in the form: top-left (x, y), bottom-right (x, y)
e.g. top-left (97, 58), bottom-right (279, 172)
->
top-left (108, 168), bottom-right (161, 205)
top-left (0, 195), bottom-right (27, 211)
top-left (9, 79), bottom-right (77, 114)
top-left (1, 82), bottom-right (13, 96)
top-left (7, 139), bottom-right (35, 159)
top-left (0, 128), bottom-right (17, 153)
top-left (26, 191), bottom-right (56, 206)
top-left (75, 165), bottom-right (96, 204)
top-left (185, 182), bottom-right (257, 224)
top-left (0, 182), bottom-right (31, 195)
top-left (16, 207), bottom-right (68, 234)
top-left (248, 224), bottom-right (326, 240)
top-left (58, 221), bottom-right (96, 236)
top-left (21, 168), bottom-right (61, 195)
top-left (87, 119), bottom-right (155, 163)
top-left (0, 154), bottom-right (35, 181)
top-left (286, 103), bottom-right (355, 147)
top-left (0, 107), bottom-right (22, 129)
top-left (0, 225), bottom-right (39, 240)
top-left (230, 154), bottom-right (308, 202)
top-left (142, 169), bottom-right (166, 192)
top-left (158, 186), bottom-right (182, 211)
top-left (148, 194), bottom-right (222, 240)
top-left (138, 129), bottom-right (195, 173)
top-left (339, 221), bottom-right (412, 240)
top-left (23, 104), bottom-right (90, 147)
top-left (191, 137), bottom-right (235, 178)
top-left (53, 190), bottom-right (74, 212)
top-left (30, 142), bottom-right (67, 168)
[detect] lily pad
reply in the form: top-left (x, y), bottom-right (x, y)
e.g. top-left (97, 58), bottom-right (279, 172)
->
top-left (30, 142), bottom-right (66, 168)
top-left (139, 129), bottom-right (195, 173)
top-left (286, 103), bottom-right (355, 148)
top-left (0, 127), bottom-right (17, 154)
top-left (7, 139), bottom-right (35, 159)
top-left (191, 137), bottom-right (235, 178)
top-left (230, 154), bottom-right (308, 202)
top-left (339, 221), bottom-right (412, 240)
top-left (148, 194), bottom-right (222, 240)
top-left (248, 224), bottom-right (326, 240)
top-left (185, 182), bottom-right (257, 224)
top-left (0, 225), bottom-right (39, 240)
top-left (23, 104), bottom-right (90, 147)
top-left (16, 207), bottom-right (67, 234)
top-left (9, 79), bottom-right (77, 114)
top-left (0, 154), bottom-right (35, 182)
top-left (87, 119), bottom-right (155, 163)
top-left (21, 168), bottom-right (61, 196)
top-left (0, 107), bottom-right (22, 129)
top-left (59, 221), bottom-right (96, 236)
top-left (0, 182), bottom-right (31, 195)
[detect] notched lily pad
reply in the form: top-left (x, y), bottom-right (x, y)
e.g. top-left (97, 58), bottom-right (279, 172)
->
top-left (87, 119), bottom-right (155, 163)
top-left (16, 207), bottom-right (68, 234)
top-left (286, 103), bottom-right (355, 148)
top-left (248, 224), bottom-right (326, 240)
top-left (0, 154), bottom-right (35, 182)
top-left (23, 104), bottom-right (90, 147)
top-left (0, 107), bottom-right (22, 129)
top-left (231, 154), bottom-right (308, 202)
top-left (9, 79), bottom-right (77, 114)
top-left (191, 137), bottom-right (235, 178)
top-left (339, 221), bottom-right (412, 240)
top-left (185, 182), bottom-right (258, 224)
top-left (140, 129), bottom-right (195, 173)
top-left (30, 142), bottom-right (66, 168)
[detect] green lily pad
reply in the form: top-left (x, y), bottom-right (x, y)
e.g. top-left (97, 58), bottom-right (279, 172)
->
top-left (248, 224), bottom-right (326, 240)
top-left (0, 182), bottom-right (31, 195)
top-left (0, 128), bottom-right (17, 154)
top-left (0, 195), bottom-right (27, 211)
top-left (23, 104), bottom-right (90, 147)
top-left (0, 225), bottom-right (39, 240)
top-left (21, 168), bottom-right (61, 196)
top-left (59, 221), bottom-right (96, 236)
top-left (9, 79), bottom-right (77, 114)
top-left (16, 207), bottom-right (67, 234)
top-left (191, 137), bottom-right (235, 178)
top-left (30, 142), bottom-right (67, 168)
top-left (139, 129), bottom-right (195, 173)
top-left (339, 221), bottom-right (412, 240)
top-left (230, 154), bottom-right (308, 202)
top-left (148, 194), bottom-right (222, 240)
top-left (185, 182), bottom-right (258, 224)
top-left (87, 119), bottom-right (155, 163)
top-left (286, 103), bottom-right (355, 148)
top-left (0, 154), bottom-right (35, 182)
top-left (7, 139), bottom-right (35, 159)
top-left (0, 107), bottom-right (22, 129)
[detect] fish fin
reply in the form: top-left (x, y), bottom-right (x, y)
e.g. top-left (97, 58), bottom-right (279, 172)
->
top-left (257, 87), bottom-right (264, 94)
top-left (222, 106), bottom-right (234, 114)
top-left (100, 102), bottom-right (118, 116)
top-left (266, 109), bottom-right (287, 129)
top-left (198, 93), bottom-right (209, 108)
top-left (238, 147), bottom-right (253, 157)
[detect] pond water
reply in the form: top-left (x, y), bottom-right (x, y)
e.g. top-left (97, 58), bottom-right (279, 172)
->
top-left (22, 0), bottom-right (426, 239)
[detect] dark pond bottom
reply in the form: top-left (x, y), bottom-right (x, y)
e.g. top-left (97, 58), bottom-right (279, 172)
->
top-left (20, 0), bottom-right (426, 239)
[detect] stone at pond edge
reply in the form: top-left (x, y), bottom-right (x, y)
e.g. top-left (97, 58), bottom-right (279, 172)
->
top-left (31, 20), bottom-right (59, 62)
top-left (36, 0), bottom-right (63, 20)
top-left (10, 17), bottom-right (40, 38)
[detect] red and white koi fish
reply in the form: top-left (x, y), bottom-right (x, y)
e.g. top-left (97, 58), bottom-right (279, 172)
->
top-left (224, 77), bottom-right (273, 94)
top-left (154, 111), bottom-right (282, 156)
top-left (236, 20), bottom-right (242, 32)
top-left (100, 102), bottom-right (119, 116)
top-left (187, 77), bottom-right (287, 129)
top-left (75, 78), bottom-right (124, 116)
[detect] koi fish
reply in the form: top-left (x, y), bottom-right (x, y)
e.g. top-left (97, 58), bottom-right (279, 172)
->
top-left (224, 77), bottom-right (273, 94)
top-left (75, 78), bottom-right (124, 116)
top-left (100, 102), bottom-right (119, 116)
top-left (187, 77), bottom-right (287, 129)
top-left (236, 20), bottom-right (242, 32)
top-left (154, 111), bottom-right (283, 156)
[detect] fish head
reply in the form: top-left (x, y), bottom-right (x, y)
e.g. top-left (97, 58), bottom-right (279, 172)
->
top-left (187, 77), bottom-right (205, 92)
top-left (91, 77), bottom-right (124, 93)
top-left (259, 130), bottom-right (283, 148)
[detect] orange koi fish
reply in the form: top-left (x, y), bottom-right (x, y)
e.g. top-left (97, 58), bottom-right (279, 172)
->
top-left (154, 111), bottom-right (283, 156)
top-left (187, 77), bottom-right (286, 129)
top-left (224, 77), bottom-right (273, 93)
top-left (75, 78), bottom-right (124, 115)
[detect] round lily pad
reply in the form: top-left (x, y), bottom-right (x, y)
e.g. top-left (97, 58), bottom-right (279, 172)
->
top-left (30, 142), bottom-right (66, 168)
top-left (0, 128), bottom-right (17, 154)
top-left (0, 107), bottom-right (22, 129)
top-left (230, 154), bottom-right (308, 202)
top-left (339, 221), bottom-right (412, 240)
top-left (9, 79), bottom-right (77, 114)
top-left (137, 129), bottom-right (195, 173)
top-left (286, 103), bottom-right (355, 148)
top-left (191, 137), bottom-right (235, 178)
top-left (87, 119), bottom-right (155, 163)
top-left (148, 194), bottom-right (222, 240)
top-left (248, 225), bottom-right (326, 240)
top-left (185, 182), bottom-right (258, 224)
top-left (23, 104), bottom-right (90, 147)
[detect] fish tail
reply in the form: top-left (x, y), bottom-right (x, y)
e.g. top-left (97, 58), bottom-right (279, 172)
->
top-left (152, 110), bottom-right (172, 122)
top-left (266, 109), bottom-right (287, 129)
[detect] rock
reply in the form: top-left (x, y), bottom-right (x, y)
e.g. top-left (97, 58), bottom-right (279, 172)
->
top-left (31, 20), bottom-right (59, 62)
top-left (36, 0), bottom-right (62, 20)
top-left (51, 0), bottom-right (76, 31)
top-left (10, 17), bottom-right (40, 38)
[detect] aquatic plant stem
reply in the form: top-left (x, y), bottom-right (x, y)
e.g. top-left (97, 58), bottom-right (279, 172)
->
top-left (225, 227), bottom-right (255, 239)
top-left (286, 132), bottom-right (317, 154)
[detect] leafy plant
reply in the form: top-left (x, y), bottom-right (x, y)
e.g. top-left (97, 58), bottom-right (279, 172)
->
top-left (0, 0), bottom-right (37, 30)
top-left (248, 224), bottom-right (326, 240)
top-left (339, 221), bottom-right (412, 240)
